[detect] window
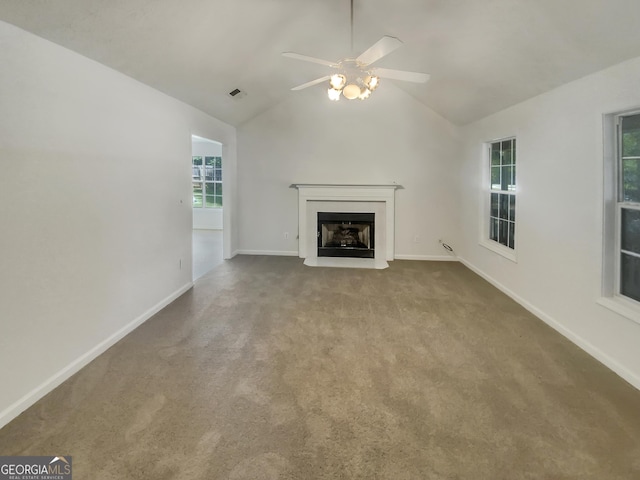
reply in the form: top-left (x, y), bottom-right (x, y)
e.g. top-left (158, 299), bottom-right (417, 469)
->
top-left (488, 138), bottom-right (516, 250)
top-left (617, 114), bottom-right (640, 303)
top-left (192, 156), bottom-right (222, 208)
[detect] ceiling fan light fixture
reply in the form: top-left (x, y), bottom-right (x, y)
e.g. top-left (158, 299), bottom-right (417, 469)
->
top-left (327, 87), bottom-right (341, 101)
top-left (343, 83), bottom-right (361, 100)
top-left (284, 1), bottom-right (429, 101)
top-left (330, 74), bottom-right (346, 90)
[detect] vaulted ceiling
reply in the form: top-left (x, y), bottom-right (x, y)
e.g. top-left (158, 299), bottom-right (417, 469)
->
top-left (1, 0), bottom-right (640, 126)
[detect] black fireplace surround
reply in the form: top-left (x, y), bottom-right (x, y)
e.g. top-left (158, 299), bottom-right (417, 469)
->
top-left (317, 212), bottom-right (375, 258)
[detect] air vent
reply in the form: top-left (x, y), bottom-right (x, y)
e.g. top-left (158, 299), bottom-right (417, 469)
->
top-left (228, 88), bottom-right (247, 99)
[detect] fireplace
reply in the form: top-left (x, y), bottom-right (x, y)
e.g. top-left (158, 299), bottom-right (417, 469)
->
top-left (317, 212), bottom-right (375, 258)
top-left (292, 183), bottom-right (401, 269)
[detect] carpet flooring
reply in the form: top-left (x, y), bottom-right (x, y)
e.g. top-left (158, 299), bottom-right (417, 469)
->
top-left (1, 256), bottom-right (639, 479)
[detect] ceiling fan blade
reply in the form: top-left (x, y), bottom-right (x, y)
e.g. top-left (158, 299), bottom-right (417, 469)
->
top-left (356, 36), bottom-right (403, 66)
top-left (291, 76), bottom-right (331, 91)
top-left (282, 52), bottom-right (339, 68)
top-left (373, 67), bottom-right (430, 83)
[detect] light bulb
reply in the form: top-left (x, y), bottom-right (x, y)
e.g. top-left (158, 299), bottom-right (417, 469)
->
top-left (359, 88), bottom-right (371, 100)
top-left (327, 88), bottom-right (341, 101)
top-left (330, 74), bottom-right (346, 90)
top-left (365, 75), bottom-right (379, 91)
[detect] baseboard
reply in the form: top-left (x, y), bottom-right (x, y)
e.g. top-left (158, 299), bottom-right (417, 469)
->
top-left (0, 281), bottom-right (194, 429)
top-left (457, 256), bottom-right (640, 391)
top-left (236, 250), bottom-right (299, 257)
top-left (394, 254), bottom-right (458, 261)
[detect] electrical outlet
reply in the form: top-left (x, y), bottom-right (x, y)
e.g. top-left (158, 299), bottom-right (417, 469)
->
top-left (284, 232), bottom-right (289, 240)
top-left (413, 235), bottom-right (420, 243)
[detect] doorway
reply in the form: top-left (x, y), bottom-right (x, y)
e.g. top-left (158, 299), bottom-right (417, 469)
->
top-left (191, 135), bottom-right (224, 280)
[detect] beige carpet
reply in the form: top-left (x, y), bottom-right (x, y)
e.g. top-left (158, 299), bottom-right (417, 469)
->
top-left (1, 256), bottom-right (639, 479)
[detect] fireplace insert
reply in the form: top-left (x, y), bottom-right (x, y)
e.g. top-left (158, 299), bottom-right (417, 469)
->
top-left (317, 212), bottom-right (375, 258)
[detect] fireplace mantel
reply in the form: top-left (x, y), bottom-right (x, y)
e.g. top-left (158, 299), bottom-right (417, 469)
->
top-left (289, 183), bottom-right (404, 190)
top-left (292, 184), bottom-right (402, 267)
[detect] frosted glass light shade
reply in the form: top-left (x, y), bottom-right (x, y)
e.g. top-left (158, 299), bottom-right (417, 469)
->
top-left (359, 88), bottom-right (371, 100)
top-left (343, 83), bottom-right (361, 100)
top-left (330, 74), bottom-right (346, 90)
top-left (327, 88), bottom-right (341, 101)
top-left (365, 75), bottom-right (379, 91)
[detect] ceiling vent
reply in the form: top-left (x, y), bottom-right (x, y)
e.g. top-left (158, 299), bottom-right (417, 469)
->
top-left (228, 88), bottom-right (247, 99)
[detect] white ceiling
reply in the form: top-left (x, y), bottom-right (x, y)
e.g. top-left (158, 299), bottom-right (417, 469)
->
top-left (1, 0), bottom-right (639, 126)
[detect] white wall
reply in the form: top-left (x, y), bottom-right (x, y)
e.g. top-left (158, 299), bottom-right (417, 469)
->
top-left (0, 20), bottom-right (236, 427)
top-left (192, 138), bottom-right (223, 230)
top-left (458, 55), bottom-right (640, 389)
top-left (237, 83), bottom-right (460, 259)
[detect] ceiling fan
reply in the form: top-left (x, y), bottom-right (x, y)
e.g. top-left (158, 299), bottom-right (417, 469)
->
top-left (283, 0), bottom-right (430, 101)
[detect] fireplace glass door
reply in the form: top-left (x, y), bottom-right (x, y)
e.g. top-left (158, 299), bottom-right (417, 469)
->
top-left (317, 212), bottom-right (375, 258)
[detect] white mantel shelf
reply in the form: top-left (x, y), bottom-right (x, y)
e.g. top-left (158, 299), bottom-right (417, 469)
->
top-left (290, 183), bottom-right (404, 190)
top-left (293, 183), bottom-right (401, 268)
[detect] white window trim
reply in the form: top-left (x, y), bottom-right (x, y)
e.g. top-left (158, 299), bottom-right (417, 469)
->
top-left (599, 110), bottom-right (640, 325)
top-left (479, 138), bottom-right (518, 263)
top-left (615, 203), bottom-right (640, 298)
top-left (480, 236), bottom-right (517, 262)
top-left (596, 297), bottom-right (640, 325)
